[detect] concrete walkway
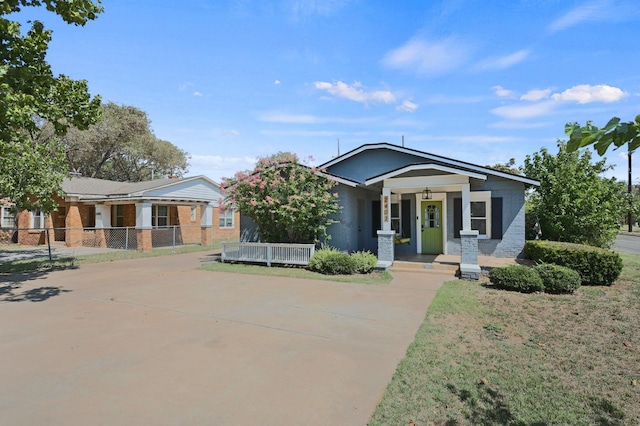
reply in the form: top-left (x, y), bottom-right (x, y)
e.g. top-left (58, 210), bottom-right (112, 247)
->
top-left (0, 252), bottom-right (451, 425)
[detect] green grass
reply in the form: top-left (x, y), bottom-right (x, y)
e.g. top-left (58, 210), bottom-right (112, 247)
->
top-left (620, 224), bottom-right (640, 236)
top-left (200, 260), bottom-right (392, 284)
top-left (370, 253), bottom-right (640, 425)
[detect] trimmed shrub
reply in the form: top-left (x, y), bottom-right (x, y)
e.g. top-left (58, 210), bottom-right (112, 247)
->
top-left (308, 247), bottom-right (356, 275)
top-left (489, 265), bottom-right (544, 293)
top-left (525, 240), bottom-right (622, 286)
top-left (351, 250), bottom-right (378, 274)
top-left (534, 263), bottom-right (581, 294)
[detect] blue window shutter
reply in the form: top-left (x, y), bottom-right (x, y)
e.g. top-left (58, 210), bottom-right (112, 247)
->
top-left (491, 197), bottom-right (503, 239)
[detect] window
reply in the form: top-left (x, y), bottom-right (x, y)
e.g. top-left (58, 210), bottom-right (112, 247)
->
top-left (391, 203), bottom-right (400, 235)
top-left (190, 206), bottom-right (197, 222)
top-left (1, 206), bottom-right (16, 228)
top-left (86, 205), bottom-right (96, 228)
top-left (32, 209), bottom-right (46, 229)
top-left (219, 209), bottom-right (234, 228)
top-left (453, 192), bottom-right (495, 239)
top-left (152, 205), bottom-right (169, 228)
top-left (112, 205), bottom-right (125, 227)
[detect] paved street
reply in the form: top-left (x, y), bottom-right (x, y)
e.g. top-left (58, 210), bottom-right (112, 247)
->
top-left (0, 252), bottom-right (448, 425)
top-left (614, 233), bottom-right (640, 254)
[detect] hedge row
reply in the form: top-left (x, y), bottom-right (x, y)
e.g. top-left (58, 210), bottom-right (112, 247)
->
top-left (524, 240), bottom-right (622, 286)
top-left (489, 263), bottom-right (581, 294)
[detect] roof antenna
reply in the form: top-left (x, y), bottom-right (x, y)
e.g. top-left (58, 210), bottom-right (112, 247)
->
top-left (337, 138), bottom-right (340, 156)
top-left (402, 135), bottom-right (405, 147)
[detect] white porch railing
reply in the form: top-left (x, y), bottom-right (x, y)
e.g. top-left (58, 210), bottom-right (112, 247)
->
top-left (221, 242), bottom-right (315, 266)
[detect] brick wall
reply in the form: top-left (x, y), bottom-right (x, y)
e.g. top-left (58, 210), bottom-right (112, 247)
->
top-left (213, 208), bottom-right (240, 240)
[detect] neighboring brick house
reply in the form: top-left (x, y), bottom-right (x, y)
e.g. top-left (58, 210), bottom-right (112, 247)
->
top-left (8, 175), bottom-right (239, 252)
top-left (319, 143), bottom-right (539, 278)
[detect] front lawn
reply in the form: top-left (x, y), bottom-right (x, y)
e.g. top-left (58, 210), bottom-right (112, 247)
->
top-left (370, 253), bottom-right (640, 425)
top-left (200, 260), bottom-right (392, 285)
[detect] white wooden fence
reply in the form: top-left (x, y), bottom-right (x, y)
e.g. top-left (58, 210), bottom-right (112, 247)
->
top-left (221, 242), bottom-right (315, 266)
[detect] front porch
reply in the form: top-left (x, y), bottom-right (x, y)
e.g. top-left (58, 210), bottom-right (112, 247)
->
top-left (381, 253), bottom-right (529, 277)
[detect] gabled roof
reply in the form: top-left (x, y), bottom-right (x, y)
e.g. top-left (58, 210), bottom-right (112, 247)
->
top-left (320, 142), bottom-right (540, 186)
top-left (365, 163), bottom-right (487, 185)
top-left (61, 175), bottom-right (221, 202)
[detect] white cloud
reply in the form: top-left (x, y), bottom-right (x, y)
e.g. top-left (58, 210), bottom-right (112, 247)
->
top-left (397, 100), bottom-right (419, 112)
top-left (551, 84), bottom-right (627, 103)
top-left (274, 79), bottom-right (281, 85)
top-left (520, 88), bottom-right (552, 101)
top-left (193, 91), bottom-right (203, 97)
top-left (548, 0), bottom-right (608, 33)
top-left (290, 0), bottom-right (351, 19)
top-left (491, 100), bottom-right (557, 120)
top-left (259, 112), bottom-right (378, 124)
top-left (475, 49), bottom-right (530, 71)
top-left (314, 81), bottom-right (396, 104)
top-left (382, 36), bottom-right (470, 76)
top-left (493, 85), bottom-right (515, 98)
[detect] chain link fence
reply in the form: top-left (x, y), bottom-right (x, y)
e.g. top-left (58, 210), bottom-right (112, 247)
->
top-left (0, 225), bottom-right (215, 265)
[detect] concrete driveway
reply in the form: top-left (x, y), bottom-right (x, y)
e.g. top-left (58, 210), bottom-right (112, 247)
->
top-left (0, 252), bottom-right (449, 425)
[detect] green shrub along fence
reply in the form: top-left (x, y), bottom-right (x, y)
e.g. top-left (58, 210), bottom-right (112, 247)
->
top-left (525, 240), bottom-right (622, 286)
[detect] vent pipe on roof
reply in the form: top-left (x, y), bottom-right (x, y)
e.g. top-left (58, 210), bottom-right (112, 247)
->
top-left (337, 138), bottom-right (340, 156)
top-left (402, 135), bottom-right (405, 147)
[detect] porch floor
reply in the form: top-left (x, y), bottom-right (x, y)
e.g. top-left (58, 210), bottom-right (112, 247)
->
top-left (394, 253), bottom-right (529, 269)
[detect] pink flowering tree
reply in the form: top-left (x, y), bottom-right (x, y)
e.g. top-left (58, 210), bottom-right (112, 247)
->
top-left (222, 152), bottom-right (340, 243)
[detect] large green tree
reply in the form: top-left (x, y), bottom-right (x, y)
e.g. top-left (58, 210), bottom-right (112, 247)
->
top-left (222, 152), bottom-right (341, 243)
top-left (522, 141), bottom-right (625, 248)
top-left (566, 116), bottom-right (640, 231)
top-left (0, 0), bottom-right (103, 212)
top-left (60, 102), bottom-right (189, 181)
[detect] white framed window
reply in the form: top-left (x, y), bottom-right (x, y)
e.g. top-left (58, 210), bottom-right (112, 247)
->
top-left (219, 209), bottom-right (234, 228)
top-left (190, 206), bottom-right (197, 222)
top-left (31, 208), bottom-right (46, 229)
top-left (470, 192), bottom-right (491, 239)
top-left (112, 205), bottom-right (125, 227)
top-left (152, 205), bottom-right (169, 228)
top-left (1, 206), bottom-right (16, 228)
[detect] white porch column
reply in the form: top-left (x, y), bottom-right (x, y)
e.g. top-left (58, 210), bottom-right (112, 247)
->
top-left (461, 183), bottom-right (471, 231)
top-left (135, 202), bottom-right (153, 229)
top-left (381, 187), bottom-right (392, 231)
top-left (200, 203), bottom-right (213, 227)
top-left (95, 204), bottom-right (110, 228)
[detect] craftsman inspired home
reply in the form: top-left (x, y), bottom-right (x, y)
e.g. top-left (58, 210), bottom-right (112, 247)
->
top-left (319, 143), bottom-right (539, 278)
top-left (6, 175), bottom-right (239, 252)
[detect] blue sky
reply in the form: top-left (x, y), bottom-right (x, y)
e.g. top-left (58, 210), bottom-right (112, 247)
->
top-left (13, 0), bottom-right (640, 183)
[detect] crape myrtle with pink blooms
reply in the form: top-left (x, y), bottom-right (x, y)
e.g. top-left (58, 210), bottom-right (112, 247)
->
top-left (221, 152), bottom-right (341, 244)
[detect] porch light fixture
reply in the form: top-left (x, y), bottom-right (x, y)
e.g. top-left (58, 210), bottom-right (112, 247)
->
top-left (422, 188), bottom-right (432, 200)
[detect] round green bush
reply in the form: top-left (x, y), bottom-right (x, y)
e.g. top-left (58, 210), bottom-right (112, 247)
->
top-left (534, 263), bottom-right (581, 294)
top-left (350, 250), bottom-right (377, 274)
top-left (489, 265), bottom-right (544, 293)
top-left (309, 247), bottom-right (356, 275)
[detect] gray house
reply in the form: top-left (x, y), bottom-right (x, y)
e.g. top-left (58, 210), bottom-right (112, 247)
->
top-left (320, 143), bottom-right (539, 278)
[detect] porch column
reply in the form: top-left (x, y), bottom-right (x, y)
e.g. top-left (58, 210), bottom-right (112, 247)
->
top-left (461, 183), bottom-right (471, 231)
top-left (136, 202), bottom-right (152, 253)
top-left (200, 203), bottom-right (213, 247)
top-left (66, 202), bottom-right (83, 247)
top-left (381, 187), bottom-right (392, 231)
top-left (459, 183), bottom-right (480, 279)
top-left (94, 204), bottom-right (108, 248)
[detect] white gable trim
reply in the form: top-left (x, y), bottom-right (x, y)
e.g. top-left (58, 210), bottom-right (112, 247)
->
top-left (365, 163), bottom-right (487, 185)
top-left (323, 143), bottom-right (539, 186)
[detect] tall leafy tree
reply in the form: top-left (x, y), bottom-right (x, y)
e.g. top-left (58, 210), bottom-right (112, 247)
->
top-left (522, 141), bottom-right (625, 248)
top-left (222, 152), bottom-right (341, 243)
top-left (0, 0), bottom-right (103, 212)
top-left (566, 116), bottom-right (640, 232)
top-left (62, 102), bottom-right (190, 181)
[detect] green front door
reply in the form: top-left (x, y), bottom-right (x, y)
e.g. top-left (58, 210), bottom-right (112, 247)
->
top-left (421, 201), bottom-right (443, 254)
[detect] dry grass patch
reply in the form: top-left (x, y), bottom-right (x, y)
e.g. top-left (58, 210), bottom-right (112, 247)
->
top-left (371, 254), bottom-right (640, 425)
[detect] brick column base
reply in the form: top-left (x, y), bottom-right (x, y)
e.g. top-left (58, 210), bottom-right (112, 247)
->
top-left (459, 230), bottom-right (480, 280)
top-left (377, 230), bottom-right (395, 263)
top-left (137, 229), bottom-right (152, 253)
top-left (201, 226), bottom-right (212, 247)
